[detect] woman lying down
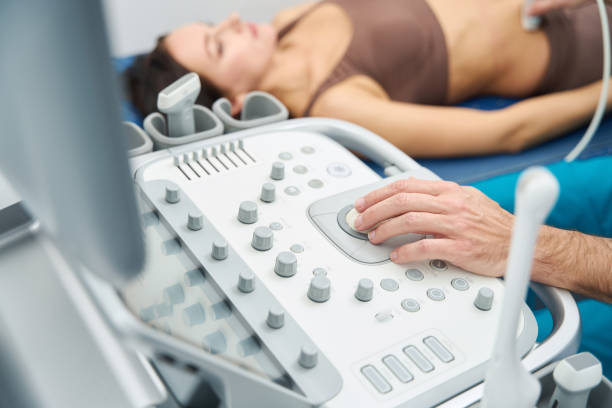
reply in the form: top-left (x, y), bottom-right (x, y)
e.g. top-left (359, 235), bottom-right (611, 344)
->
top-left (125, 0), bottom-right (612, 157)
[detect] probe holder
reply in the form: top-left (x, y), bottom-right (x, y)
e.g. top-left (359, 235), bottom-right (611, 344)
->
top-left (212, 91), bottom-right (289, 133)
top-left (123, 121), bottom-right (153, 157)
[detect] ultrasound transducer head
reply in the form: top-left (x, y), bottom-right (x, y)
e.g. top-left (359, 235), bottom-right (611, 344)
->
top-left (157, 72), bottom-right (201, 138)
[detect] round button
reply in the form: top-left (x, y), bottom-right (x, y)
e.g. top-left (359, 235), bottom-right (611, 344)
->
top-left (474, 287), bottom-right (494, 311)
top-left (405, 268), bottom-right (424, 281)
top-left (430, 259), bottom-right (448, 271)
top-left (165, 186), bottom-right (180, 203)
top-left (270, 162), bottom-right (285, 180)
top-left (300, 146), bottom-right (315, 154)
top-left (290, 244), bottom-right (304, 253)
top-left (299, 345), bottom-right (318, 368)
top-left (451, 278), bottom-right (470, 291)
top-left (293, 165), bottom-right (308, 174)
top-left (375, 311), bottom-right (394, 322)
top-left (427, 288), bottom-right (446, 301)
top-left (380, 278), bottom-right (399, 292)
top-left (274, 251), bottom-right (297, 277)
top-left (238, 270), bottom-right (255, 293)
top-left (238, 201), bottom-right (258, 224)
top-left (308, 275), bottom-right (331, 303)
top-left (278, 152), bottom-right (292, 160)
top-left (266, 307), bottom-right (285, 329)
top-left (326, 162), bottom-right (352, 178)
top-left (212, 239), bottom-right (228, 260)
top-left (401, 298), bottom-right (420, 312)
top-left (308, 179), bottom-right (324, 189)
top-left (260, 183), bottom-right (276, 203)
top-left (355, 278), bottom-right (374, 302)
top-left (284, 186), bottom-right (300, 196)
top-left (188, 211), bottom-right (204, 231)
top-left (252, 226), bottom-right (273, 251)
top-left (269, 222), bottom-right (283, 231)
top-left (312, 267), bottom-right (327, 277)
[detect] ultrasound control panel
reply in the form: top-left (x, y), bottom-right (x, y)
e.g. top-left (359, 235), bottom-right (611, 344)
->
top-left (126, 129), bottom-right (538, 407)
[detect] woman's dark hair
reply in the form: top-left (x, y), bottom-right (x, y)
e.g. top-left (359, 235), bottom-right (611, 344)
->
top-left (123, 36), bottom-right (223, 117)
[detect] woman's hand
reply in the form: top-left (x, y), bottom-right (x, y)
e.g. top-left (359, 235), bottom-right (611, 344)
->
top-left (526, 0), bottom-right (588, 17)
top-left (353, 178), bottom-right (515, 278)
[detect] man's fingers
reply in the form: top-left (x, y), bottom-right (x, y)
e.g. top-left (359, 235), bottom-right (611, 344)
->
top-left (389, 238), bottom-right (457, 264)
top-left (354, 192), bottom-right (444, 231)
top-left (354, 178), bottom-right (459, 212)
top-left (368, 212), bottom-right (452, 244)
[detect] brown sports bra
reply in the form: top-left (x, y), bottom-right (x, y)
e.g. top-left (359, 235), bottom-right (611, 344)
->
top-left (277, 0), bottom-right (449, 115)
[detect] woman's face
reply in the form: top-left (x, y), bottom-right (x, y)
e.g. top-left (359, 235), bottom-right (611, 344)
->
top-left (164, 14), bottom-right (277, 97)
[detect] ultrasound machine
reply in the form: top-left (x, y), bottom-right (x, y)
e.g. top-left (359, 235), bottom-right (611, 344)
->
top-left (1, 1), bottom-right (611, 407)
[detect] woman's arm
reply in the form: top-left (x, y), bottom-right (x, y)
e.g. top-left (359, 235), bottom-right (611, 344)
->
top-left (310, 76), bottom-right (611, 157)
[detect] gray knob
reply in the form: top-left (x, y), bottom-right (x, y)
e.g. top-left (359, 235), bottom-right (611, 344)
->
top-left (474, 287), bottom-right (494, 311)
top-left (299, 345), bottom-right (318, 369)
top-left (355, 278), bottom-right (374, 302)
top-left (238, 270), bottom-right (255, 293)
top-left (238, 201), bottom-right (258, 224)
top-left (165, 186), bottom-right (180, 203)
top-left (260, 183), bottom-right (276, 203)
top-left (252, 227), bottom-right (273, 251)
top-left (266, 307), bottom-right (285, 329)
top-left (274, 251), bottom-right (297, 277)
top-left (308, 275), bottom-right (331, 303)
top-left (187, 211), bottom-right (203, 231)
top-left (270, 162), bottom-right (285, 180)
top-left (212, 239), bottom-right (228, 260)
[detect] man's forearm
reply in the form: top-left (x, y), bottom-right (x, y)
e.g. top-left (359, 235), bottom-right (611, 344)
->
top-left (532, 226), bottom-right (612, 303)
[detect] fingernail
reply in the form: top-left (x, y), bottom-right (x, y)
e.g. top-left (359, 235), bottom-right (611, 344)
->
top-left (354, 215), bottom-right (362, 229)
top-left (368, 230), bottom-right (375, 241)
top-left (390, 251), bottom-right (397, 262)
top-left (354, 198), bottom-right (365, 210)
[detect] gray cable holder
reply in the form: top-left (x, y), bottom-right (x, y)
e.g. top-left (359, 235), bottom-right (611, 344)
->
top-left (139, 179), bottom-right (343, 406)
top-left (123, 121), bottom-right (153, 157)
top-left (212, 91), bottom-right (289, 133)
top-left (143, 104), bottom-right (224, 150)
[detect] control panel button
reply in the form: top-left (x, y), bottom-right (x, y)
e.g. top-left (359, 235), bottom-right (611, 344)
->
top-left (403, 345), bottom-right (434, 373)
top-left (211, 239), bottom-right (228, 260)
top-left (266, 307), bottom-right (285, 329)
top-left (238, 270), bottom-right (255, 293)
top-left (355, 278), bottom-right (374, 302)
top-left (293, 165), bottom-right (308, 174)
top-left (401, 298), bottom-right (420, 312)
top-left (300, 146), bottom-right (315, 154)
top-left (184, 269), bottom-right (204, 286)
top-left (164, 284), bottom-right (185, 305)
top-left (290, 243), bottom-right (304, 253)
top-left (165, 185), bottom-right (180, 203)
top-left (260, 183), bottom-right (276, 203)
top-left (269, 222), bottom-right (283, 231)
top-left (312, 267), bottom-right (327, 277)
top-left (474, 287), bottom-right (494, 311)
top-left (270, 162), bottom-right (285, 180)
top-left (274, 251), bottom-right (297, 277)
top-left (382, 355), bottom-right (414, 383)
top-left (278, 152), bottom-right (292, 160)
top-left (187, 211), bottom-right (204, 231)
top-left (423, 336), bottom-right (455, 363)
top-left (375, 311), bottom-right (394, 322)
top-left (238, 201), bottom-right (258, 224)
top-left (361, 365), bottom-right (392, 394)
top-left (380, 278), bottom-right (399, 292)
top-left (183, 303), bottom-right (206, 326)
top-left (430, 259), bottom-right (448, 271)
top-left (203, 331), bottom-right (227, 354)
top-left (451, 278), bottom-right (470, 291)
top-left (308, 275), bottom-right (331, 303)
top-left (155, 303), bottom-right (172, 318)
top-left (405, 268), bottom-right (424, 281)
top-left (308, 179), bottom-right (324, 189)
top-left (284, 186), bottom-right (300, 196)
top-left (427, 288), bottom-right (446, 301)
top-left (299, 345), bottom-right (318, 369)
top-left (252, 226), bottom-right (273, 251)
top-left (327, 162), bottom-right (352, 178)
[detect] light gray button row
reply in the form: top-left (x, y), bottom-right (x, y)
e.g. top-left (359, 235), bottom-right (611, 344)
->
top-left (382, 355), bottom-right (414, 383)
top-left (403, 345), bottom-right (434, 373)
top-left (361, 365), bottom-right (392, 394)
top-left (423, 336), bottom-right (455, 363)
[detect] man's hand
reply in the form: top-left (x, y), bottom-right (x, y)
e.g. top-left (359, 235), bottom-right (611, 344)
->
top-left (353, 178), bottom-right (515, 277)
top-left (526, 0), bottom-right (588, 17)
